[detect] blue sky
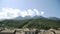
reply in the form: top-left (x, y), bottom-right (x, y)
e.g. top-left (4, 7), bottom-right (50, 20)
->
top-left (0, 0), bottom-right (60, 19)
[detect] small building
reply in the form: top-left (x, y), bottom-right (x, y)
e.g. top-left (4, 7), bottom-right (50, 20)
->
top-left (0, 29), bottom-right (15, 34)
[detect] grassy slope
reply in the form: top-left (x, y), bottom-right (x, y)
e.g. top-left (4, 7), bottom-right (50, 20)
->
top-left (0, 17), bottom-right (60, 30)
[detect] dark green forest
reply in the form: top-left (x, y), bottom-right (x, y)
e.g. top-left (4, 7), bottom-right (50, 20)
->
top-left (0, 17), bottom-right (60, 30)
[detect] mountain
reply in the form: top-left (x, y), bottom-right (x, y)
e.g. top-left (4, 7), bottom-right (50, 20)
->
top-left (14, 16), bottom-right (46, 20)
top-left (0, 16), bottom-right (44, 21)
top-left (0, 16), bottom-right (60, 30)
top-left (13, 16), bottom-right (32, 20)
top-left (14, 16), bottom-right (23, 20)
top-left (48, 17), bottom-right (60, 20)
top-left (0, 16), bottom-right (60, 21)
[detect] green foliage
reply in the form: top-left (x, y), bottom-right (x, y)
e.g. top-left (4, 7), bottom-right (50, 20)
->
top-left (0, 17), bottom-right (60, 30)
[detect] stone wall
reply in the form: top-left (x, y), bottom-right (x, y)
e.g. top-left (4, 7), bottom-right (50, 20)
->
top-left (0, 28), bottom-right (60, 34)
top-left (15, 28), bottom-right (55, 34)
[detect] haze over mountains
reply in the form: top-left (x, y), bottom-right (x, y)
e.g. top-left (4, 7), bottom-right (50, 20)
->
top-left (0, 15), bottom-right (60, 21)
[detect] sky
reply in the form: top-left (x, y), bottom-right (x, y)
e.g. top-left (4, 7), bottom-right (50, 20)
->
top-left (0, 0), bottom-right (60, 19)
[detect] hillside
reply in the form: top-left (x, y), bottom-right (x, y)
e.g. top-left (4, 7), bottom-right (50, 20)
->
top-left (0, 16), bottom-right (60, 30)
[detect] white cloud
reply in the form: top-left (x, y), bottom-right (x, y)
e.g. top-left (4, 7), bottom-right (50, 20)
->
top-left (0, 8), bottom-right (44, 19)
top-left (33, 9), bottom-right (40, 16)
top-left (1, 8), bottom-right (20, 19)
top-left (40, 11), bottom-right (44, 15)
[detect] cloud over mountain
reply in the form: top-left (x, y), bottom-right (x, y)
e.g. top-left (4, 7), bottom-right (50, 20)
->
top-left (0, 8), bottom-right (44, 19)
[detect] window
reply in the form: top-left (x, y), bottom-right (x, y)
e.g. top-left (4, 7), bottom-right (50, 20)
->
top-left (25, 31), bottom-right (36, 34)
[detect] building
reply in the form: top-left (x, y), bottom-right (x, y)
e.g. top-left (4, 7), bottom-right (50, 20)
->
top-left (0, 28), bottom-right (59, 34)
top-left (0, 29), bottom-right (15, 34)
top-left (15, 28), bottom-right (54, 34)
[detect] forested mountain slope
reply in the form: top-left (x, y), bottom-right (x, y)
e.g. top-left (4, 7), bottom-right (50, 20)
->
top-left (0, 16), bottom-right (60, 30)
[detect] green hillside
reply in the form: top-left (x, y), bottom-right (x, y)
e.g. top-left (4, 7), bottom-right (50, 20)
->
top-left (0, 17), bottom-right (60, 30)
